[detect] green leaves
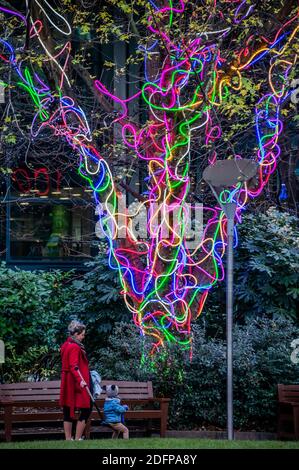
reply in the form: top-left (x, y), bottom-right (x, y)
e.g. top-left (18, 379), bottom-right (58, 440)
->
top-left (0, 252), bottom-right (131, 381)
top-left (95, 317), bottom-right (299, 431)
top-left (0, 263), bottom-right (73, 381)
top-left (287, 287), bottom-right (299, 299)
top-left (3, 133), bottom-right (17, 145)
top-left (233, 208), bottom-right (299, 321)
top-left (0, 252), bottom-right (130, 381)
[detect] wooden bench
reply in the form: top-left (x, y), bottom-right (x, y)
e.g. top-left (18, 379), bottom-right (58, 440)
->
top-left (277, 384), bottom-right (299, 440)
top-left (0, 380), bottom-right (170, 442)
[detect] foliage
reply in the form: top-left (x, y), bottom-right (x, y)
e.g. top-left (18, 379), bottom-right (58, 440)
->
top-left (95, 317), bottom-right (299, 431)
top-left (1, 206), bottom-right (298, 392)
top-left (0, 262), bottom-right (73, 350)
top-left (3, 344), bottom-right (57, 383)
top-left (234, 208), bottom-right (299, 321)
top-left (0, 262), bottom-right (73, 381)
top-left (63, 255), bottom-right (131, 363)
top-left (201, 207), bottom-right (299, 340)
top-left (0, 253), bottom-right (130, 382)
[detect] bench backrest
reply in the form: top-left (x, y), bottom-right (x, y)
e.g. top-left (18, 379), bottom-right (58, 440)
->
top-left (0, 380), bottom-right (153, 402)
top-left (278, 384), bottom-right (299, 403)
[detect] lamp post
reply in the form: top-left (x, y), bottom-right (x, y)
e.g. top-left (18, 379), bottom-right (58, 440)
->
top-left (203, 159), bottom-right (257, 441)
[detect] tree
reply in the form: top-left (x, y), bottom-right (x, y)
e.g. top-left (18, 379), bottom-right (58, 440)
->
top-left (0, 0), bottom-right (298, 356)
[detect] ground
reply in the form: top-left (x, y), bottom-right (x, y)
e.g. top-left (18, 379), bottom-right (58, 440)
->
top-left (0, 438), bottom-right (298, 449)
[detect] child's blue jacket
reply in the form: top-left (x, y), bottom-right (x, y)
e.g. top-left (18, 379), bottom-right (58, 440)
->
top-left (103, 397), bottom-right (128, 423)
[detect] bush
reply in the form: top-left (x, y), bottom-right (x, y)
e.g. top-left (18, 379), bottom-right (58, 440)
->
top-left (95, 317), bottom-right (299, 431)
top-left (234, 208), bottom-right (299, 322)
top-left (0, 263), bottom-right (73, 382)
top-left (200, 208), bottom-right (299, 340)
top-left (0, 255), bottom-right (131, 382)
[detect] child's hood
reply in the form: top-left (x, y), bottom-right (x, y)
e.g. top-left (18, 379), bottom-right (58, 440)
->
top-left (105, 397), bottom-right (121, 403)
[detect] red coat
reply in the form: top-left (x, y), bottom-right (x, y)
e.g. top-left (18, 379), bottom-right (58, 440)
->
top-left (59, 338), bottom-right (91, 418)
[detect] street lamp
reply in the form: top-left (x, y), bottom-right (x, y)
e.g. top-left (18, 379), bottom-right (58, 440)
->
top-left (203, 158), bottom-right (257, 441)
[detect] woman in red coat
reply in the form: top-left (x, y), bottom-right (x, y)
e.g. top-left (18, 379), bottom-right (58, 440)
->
top-left (60, 320), bottom-right (92, 440)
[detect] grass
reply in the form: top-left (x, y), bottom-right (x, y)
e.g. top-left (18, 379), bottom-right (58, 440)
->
top-left (0, 438), bottom-right (299, 449)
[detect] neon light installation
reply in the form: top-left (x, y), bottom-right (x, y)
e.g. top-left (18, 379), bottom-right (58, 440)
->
top-left (0, 1), bottom-right (297, 358)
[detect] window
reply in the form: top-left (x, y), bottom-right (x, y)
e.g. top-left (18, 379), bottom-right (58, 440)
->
top-left (0, 203), bottom-right (5, 259)
top-left (9, 202), bottom-right (97, 261)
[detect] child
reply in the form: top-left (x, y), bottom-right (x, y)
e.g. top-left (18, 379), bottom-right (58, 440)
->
top-left (103, 384), bottom-right (129, 439)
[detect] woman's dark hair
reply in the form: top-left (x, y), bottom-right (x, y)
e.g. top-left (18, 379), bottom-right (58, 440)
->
top-left (68, 320), bottom-right (86, 336)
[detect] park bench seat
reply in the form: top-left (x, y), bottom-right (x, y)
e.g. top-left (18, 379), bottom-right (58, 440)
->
top-left (0, 380), bottom-right (170, 442)
top-left (277, 384), bottom-right (299, 440)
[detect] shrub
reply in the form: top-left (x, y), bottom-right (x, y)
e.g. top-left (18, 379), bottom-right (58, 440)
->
top-left (234, 208), bottom-right (299, 322)
top-left (0, 263), bottom-right (73, 382)
top-left (0, 255), bottom-right (131, 381)
top-left (95, 317), bottom-right (299, 431)
top-left (201, 208), bottom-right (299, 337)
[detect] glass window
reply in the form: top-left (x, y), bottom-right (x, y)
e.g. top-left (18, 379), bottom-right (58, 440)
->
top-left (10, 202), bottom-right (98, 261)
top-left (0, 203), bottom-right (6, 260)
top-left (10, 165), bottom-right (93, 201)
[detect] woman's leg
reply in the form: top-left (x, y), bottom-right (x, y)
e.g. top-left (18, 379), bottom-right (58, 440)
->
top-left (75, 420), bottom-right (87, 440)
top-left (64, 422), bottom-right (73, 440)
top-left (75, 407), bottom-right (92, 440)
top-left (63, 407), bottom-right (73, 440)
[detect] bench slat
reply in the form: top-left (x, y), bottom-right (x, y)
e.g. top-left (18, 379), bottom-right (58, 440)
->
top-left (12, 413), bottom-right (63, 422)
top-left (1, 390), bottom-right (60, 396)
top-left (9, 410), bottom-right (164, 423)
top-left (0, 382), bottom-right (61, 390)
top-left (1, 395), bottom-right (60, 402)
top-left (0, 380), bottom-right (169, 441)
top-left (278, 384), bottom-right (299, 403)
top-left (0, 380), bottom-right (154, 402)
top-left (0, 395), bottom-right (152, 402)
top-left (1, 382), bottom-right (153, 395)
top-left (1, 390), bottom-right (150, 395)
top-left (1, 380), bottom-right (151, 387)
